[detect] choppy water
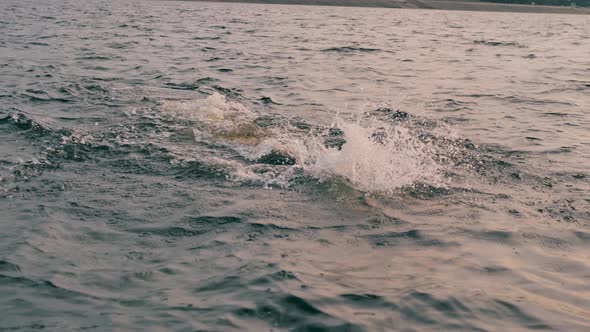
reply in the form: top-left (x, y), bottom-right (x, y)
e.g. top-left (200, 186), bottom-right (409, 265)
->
top-left (1, 0), bottom-right (590, 330)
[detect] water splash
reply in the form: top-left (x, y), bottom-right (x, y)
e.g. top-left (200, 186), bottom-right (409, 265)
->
top-left (160, 94), bottom-right (453, 193)
top-left (306, 118), bottom-right (444, 192)
top-left (161, 93), bottom-right (267, 145)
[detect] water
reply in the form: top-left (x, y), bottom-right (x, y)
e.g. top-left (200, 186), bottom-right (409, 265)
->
top-left (1, 0), bottom-right (589, 330)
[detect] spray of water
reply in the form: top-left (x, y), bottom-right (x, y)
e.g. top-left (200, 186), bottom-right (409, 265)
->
top-left (305, 118), bottom-right (444, 192)
top-left (160, 93), bottom-right (449, 192)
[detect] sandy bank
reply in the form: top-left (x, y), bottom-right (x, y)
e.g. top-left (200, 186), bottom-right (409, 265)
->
top-left (185, 0), bottom-right (590, 14)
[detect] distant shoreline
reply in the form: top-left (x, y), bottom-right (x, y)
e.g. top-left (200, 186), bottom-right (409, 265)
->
top-left (180, 0), bottom-right (590, 14)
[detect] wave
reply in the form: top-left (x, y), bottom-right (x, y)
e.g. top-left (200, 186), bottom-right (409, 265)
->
top-left (0, 111), bottom-right (51, 134)
top-left (9, 93), bottom-right (560, 206)
top-left (473, 40), bottom-right (526, 48)
top-left (7, 93), bottom-right (551, 204)
top-left (322, 46), bottom-right (381, 53)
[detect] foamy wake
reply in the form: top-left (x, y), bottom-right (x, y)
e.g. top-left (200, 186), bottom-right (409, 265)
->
top-left (160, 93), bottom-right (449, 192)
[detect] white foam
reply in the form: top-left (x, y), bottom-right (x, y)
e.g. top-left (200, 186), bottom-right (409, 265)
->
top-left (162, 93), bottom-right (255, 124)
top-left (161, 93), bottom-right (260, 143)
top-left (304, 118), bottom-right (444, 192)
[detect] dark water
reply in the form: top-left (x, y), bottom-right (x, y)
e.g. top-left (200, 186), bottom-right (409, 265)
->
top-left (1, 0), bottom-right (590, 330)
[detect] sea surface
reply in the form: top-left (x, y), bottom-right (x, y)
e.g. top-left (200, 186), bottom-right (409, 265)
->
top-left (1, 0), bottom-right (590, 331)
